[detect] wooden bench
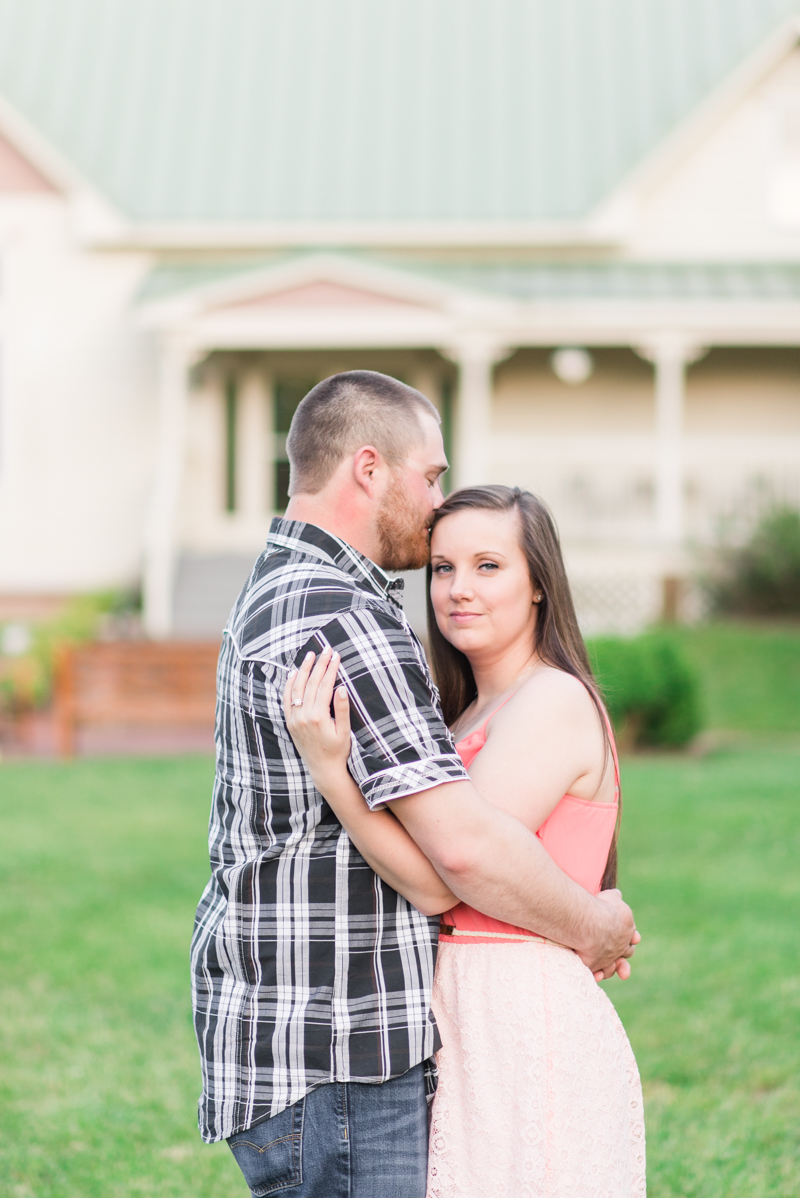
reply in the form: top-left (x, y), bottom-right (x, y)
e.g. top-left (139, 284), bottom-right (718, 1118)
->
top-left (53, 641), bottom-right (220, 758)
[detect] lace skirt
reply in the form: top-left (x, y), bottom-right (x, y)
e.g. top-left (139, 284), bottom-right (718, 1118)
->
top-left (427, 939), bottom-right (646, 1198)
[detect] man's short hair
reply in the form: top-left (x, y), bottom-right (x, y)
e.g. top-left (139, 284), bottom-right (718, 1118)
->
top-left (286, 371), bottom-right (441, 496)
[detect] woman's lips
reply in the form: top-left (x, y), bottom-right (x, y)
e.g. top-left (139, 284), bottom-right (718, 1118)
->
top-left (449, 610), bottom-right (481, 624)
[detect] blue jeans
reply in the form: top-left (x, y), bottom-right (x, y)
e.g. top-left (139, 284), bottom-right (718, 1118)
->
top-left (227, 1064), bottom-right (429, 1198)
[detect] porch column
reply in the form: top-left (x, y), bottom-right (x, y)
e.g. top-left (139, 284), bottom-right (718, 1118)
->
top-left (142, 336), bottom-right (199, 639)
top-left (410, 365), bottom-right (441, 409)
top-left (446, 339), bottom-right (510, 489)
top-left (638, 337), bottom-right (705, 546)
top-left (238, 368), bottom-right (271, 520)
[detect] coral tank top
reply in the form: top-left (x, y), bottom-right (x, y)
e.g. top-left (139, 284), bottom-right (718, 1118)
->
top-left (440, 695), bottom-right (619, 944)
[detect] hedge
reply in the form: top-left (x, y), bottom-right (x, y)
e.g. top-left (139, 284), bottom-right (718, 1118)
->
top-left (587, 632), bottom-right (702, 749)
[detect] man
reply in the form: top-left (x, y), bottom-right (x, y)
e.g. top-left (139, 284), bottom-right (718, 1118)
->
top-left (191, 370), bottom-right (637, 1198)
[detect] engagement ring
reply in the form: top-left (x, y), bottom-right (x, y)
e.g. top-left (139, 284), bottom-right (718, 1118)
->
top-left (291, 699), bottom-right (303, 707)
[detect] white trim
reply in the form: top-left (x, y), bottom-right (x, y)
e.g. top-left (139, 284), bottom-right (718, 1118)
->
top-left (176, 309), bottom-right (455, 351)
top-left (500, 300), bottom-right (800, 347)
top-left (445, 339), bottom-right (513, 489)
top-left (140, 253), bottom-right (800, 349)
top-left (139, 252), bottom-right (510, 326)
top-left (156, 300), bottom-right (800, 353)
top-left (635, 337), bottom-right (708, 547)
top-left (0, 89), bottom-right (131, 241)
top-left (591, 15), bottom-right (800, 237)
top-left (142, 336), bottom-right (204, 638)
top-left (237, 370), bottom-right (271, 522)
top-left (90, 218), bottom-right (617, 251)
top-left (0, 91), bottom-right (80, 193)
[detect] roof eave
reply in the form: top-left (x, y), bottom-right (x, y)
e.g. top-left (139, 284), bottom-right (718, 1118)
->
top-left (588, 12), bottom-right (800, 235)
top-left (0, 89), bottom-right (130, 240)
top-left (87, 217), bottom-right (622, 252)
top-left (137, 250), bottom-right (509, 328)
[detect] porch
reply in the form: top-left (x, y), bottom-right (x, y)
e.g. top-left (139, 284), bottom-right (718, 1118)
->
top-left (138, 256), bottom-right (800, 639)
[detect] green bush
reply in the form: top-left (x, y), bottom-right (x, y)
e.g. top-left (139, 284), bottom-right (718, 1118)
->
top-left (709, 505), bottom-right (800, 616)
top-left (588, 632), bottom-right (702, 749)
top-left (0, 591), bottom-right (132, 714)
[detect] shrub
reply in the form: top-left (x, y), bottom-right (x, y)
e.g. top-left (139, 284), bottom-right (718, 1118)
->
top-left (0, 591), bottom-right (131, 715)
top-left (708, 505), bottom-right (800, 617)
top-left (588, 632), bottom-right (702, 749)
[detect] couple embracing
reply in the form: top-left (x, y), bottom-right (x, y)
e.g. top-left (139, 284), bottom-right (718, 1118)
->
top-left (191, 371), bottom-right (646, 1197)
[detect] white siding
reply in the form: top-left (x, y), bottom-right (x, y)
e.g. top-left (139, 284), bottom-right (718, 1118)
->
top-left (0, 191), bottom-right (154, 591)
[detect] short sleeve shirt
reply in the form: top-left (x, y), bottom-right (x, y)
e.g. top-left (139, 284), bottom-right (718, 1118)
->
top-left (190, 519), bottom-right (469, 1143)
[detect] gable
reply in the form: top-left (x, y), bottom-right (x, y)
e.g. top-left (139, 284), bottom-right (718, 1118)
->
top-left (0, 128), bottom-right (55, 193)
top-left (224, 280), bottom-right (422, 311)
top-left (137, 253), bottom-right (462, 329)
top-left (631, 40), bottom-right (800, 259)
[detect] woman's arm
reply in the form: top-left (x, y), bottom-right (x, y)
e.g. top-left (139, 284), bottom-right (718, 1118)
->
top-left (468, 667), bottom-right (615, 829)
top-left (284, 649), bottom-right (457, 917)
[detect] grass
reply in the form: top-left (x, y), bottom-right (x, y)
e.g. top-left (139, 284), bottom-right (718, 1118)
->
top-left (611, 747), bottom-right (800, 1197)
top-left (666, 622), bottom-right (800, 734)
top-left (1, 748), bottom-right (799, 1196)
top-left (0, 756), bottom-right (243, 1198)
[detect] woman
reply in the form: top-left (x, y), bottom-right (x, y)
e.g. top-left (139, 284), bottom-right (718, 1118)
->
top-left (284, 486), bottom-right (646, 1197)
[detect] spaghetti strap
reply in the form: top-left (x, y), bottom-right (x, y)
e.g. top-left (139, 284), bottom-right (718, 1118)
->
top-left (476, 690), bottom-right (518, 737)
top-left (459, 678), bottom-right (620, 797)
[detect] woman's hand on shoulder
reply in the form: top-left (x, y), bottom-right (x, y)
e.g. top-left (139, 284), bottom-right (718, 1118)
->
top-left (283, 647), bottom-right (352, 787)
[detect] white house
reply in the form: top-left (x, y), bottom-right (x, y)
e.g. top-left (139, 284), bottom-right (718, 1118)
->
top-left (1, 0), bottom-right (800, 639)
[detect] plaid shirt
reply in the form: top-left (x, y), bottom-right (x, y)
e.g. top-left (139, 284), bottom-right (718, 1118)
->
top-left (191, 518), bottom-right (468, 1143)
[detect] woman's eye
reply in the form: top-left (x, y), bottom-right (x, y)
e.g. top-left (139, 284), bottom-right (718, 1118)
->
top-left (478, 561), bottom-right (499, 572)
top-left (433, 563), bottom-right (453, 575)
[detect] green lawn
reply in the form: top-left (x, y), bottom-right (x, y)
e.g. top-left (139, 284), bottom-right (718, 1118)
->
top-left (666, 622), bottom-right (800, 734)
top-left (0, 757), bottom-right (242, 1198)
top-left (1, 749), bottom-right (798, 1197)
top-left (614, 748), bottom-right (800, 1197)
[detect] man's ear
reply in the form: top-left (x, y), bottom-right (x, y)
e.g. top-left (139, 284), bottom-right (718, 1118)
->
top-left (352, 445), bottom-right (383, 496)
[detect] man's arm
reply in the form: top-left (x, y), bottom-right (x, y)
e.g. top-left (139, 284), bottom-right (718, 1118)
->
top-left (283, 653), bottom-right (632, 965)
top-left (288, 623), bottom-right (637, 977)
top-left (391, 780), bottom-right (637, 977)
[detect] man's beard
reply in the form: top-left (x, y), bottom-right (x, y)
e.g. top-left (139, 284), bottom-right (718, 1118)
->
top-left (376, 475), bottom-right (432, 571)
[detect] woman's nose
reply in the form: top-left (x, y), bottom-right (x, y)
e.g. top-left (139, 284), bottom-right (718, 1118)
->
top-left (449, 573), bottom-right (473, 600)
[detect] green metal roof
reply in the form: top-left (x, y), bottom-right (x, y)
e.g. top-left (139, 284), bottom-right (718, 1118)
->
top-left (10, 0), bottom-right (792, 225)
top-left (414, 261), bottom-right (800, 300)
top-left (140, 256), bottom-right (800, 305)
top-left (138, 257), bottom-right (286, 303)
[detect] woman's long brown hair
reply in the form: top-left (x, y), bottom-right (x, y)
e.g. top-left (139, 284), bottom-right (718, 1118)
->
top-left (426, 485), bottom-right (619, 891)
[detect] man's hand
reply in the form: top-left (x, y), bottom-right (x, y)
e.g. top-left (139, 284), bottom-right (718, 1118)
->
top-left (593, 927), bottom-right (642, 982)
top-left (576, 888), bottom-right (640, 982)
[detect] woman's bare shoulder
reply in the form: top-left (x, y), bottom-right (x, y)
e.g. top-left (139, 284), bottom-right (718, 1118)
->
top-left (499, 665), bottom-right (598, 731)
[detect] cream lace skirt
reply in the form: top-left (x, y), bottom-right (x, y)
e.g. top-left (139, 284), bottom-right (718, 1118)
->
top-left (427, 939), bottom-right (646, 1198)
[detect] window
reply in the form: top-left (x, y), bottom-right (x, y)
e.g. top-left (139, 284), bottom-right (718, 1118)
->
top-left (273, 381), bottom-right (317, 512)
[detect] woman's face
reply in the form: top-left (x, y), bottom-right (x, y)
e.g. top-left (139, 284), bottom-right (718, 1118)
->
top-left (430, 507), bottom-right (538, 663)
